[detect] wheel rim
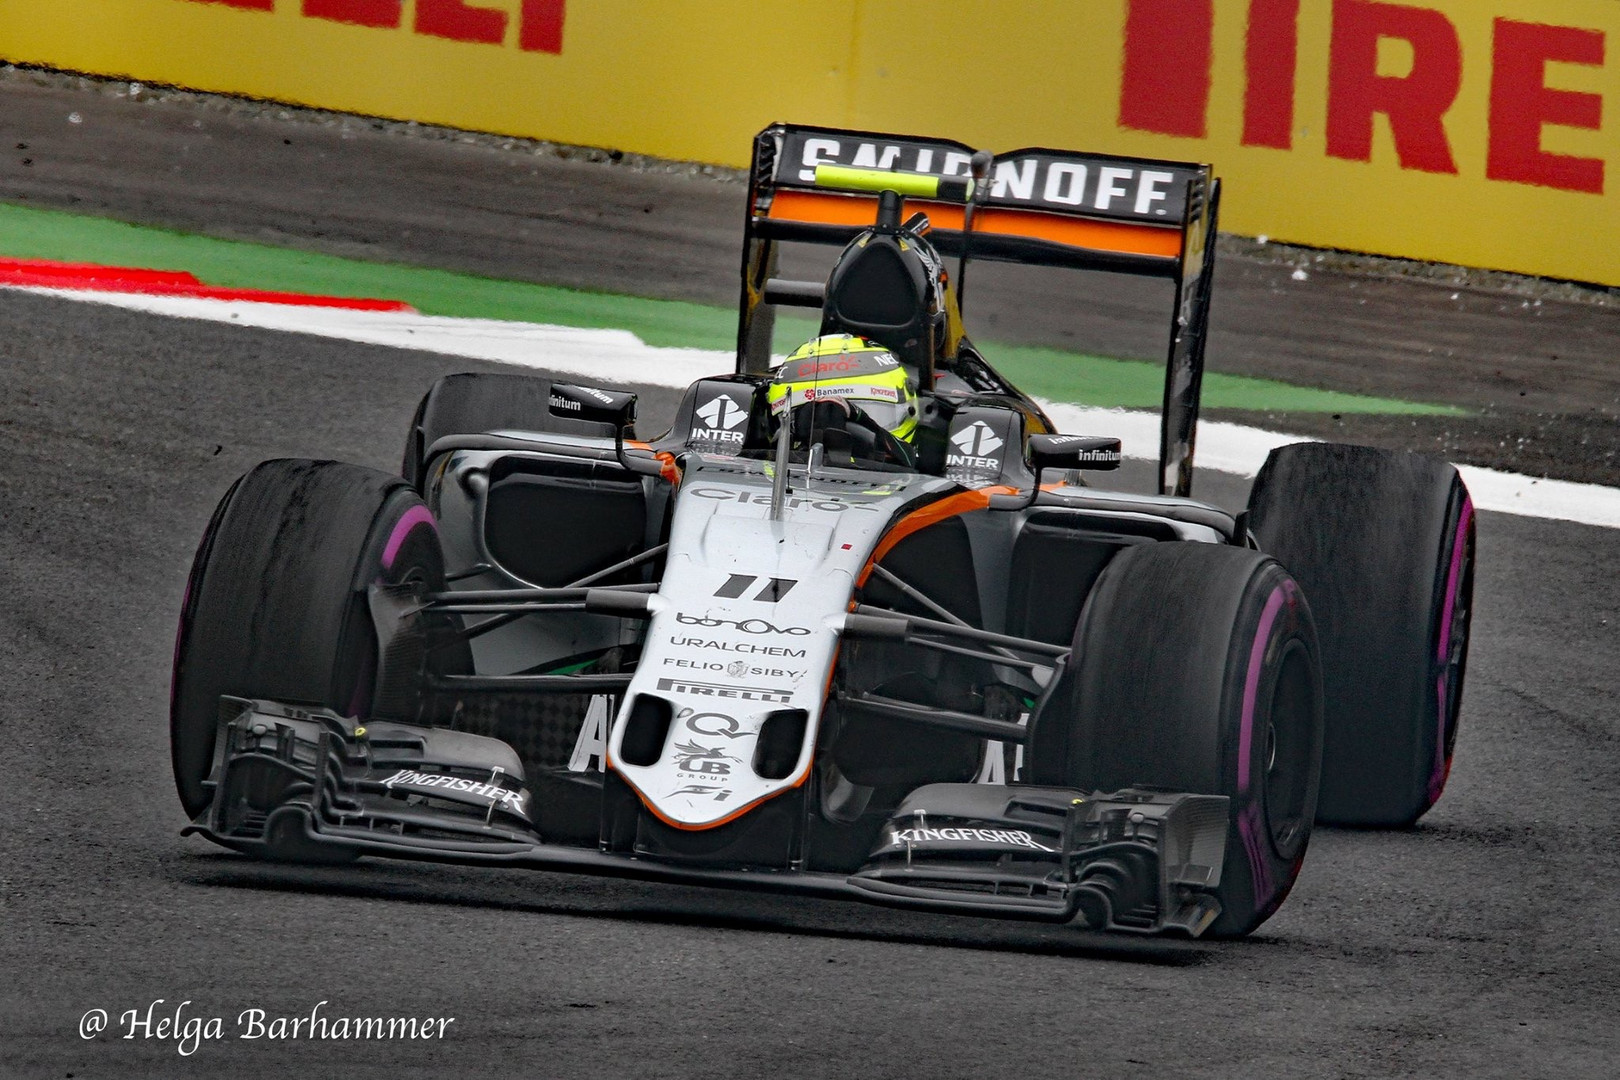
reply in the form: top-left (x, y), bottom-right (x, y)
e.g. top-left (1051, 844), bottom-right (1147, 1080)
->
top-left (1263, 638), bottom-right (1315, 860)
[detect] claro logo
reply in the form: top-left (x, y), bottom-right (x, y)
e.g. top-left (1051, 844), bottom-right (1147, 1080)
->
top-left (1120, 0), bottom-right (1607, 194)
top-left (183, 0), bottom-right (566, 55)
top-left (688, 487), bottom-right (878, 513)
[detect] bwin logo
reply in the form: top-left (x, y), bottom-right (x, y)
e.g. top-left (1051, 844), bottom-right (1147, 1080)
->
top-left (696, 395), bottom-right (748, 431)
top-left (951, 422), bottom-right (1003, 458)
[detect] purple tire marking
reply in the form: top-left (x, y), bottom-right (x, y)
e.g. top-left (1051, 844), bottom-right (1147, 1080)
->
top-left (351, 503), bottom-right (437, 718)
top-left (1235, 578), bottom-right (1296, 909)
top-left (1429, 495), bottom-right (1474, 801)
top-left (1238, 582), bottom-right (1290, 796)
top-left (1237, 802), bottom-right (1274, 901)
top-left (382, 504), bottom-right (437, 571)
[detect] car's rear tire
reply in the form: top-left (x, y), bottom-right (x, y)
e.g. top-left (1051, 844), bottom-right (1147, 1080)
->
top-left (1247, 442), bottom-right (1475, 827)
top-left (1027, 542), bottom-right (1324, 938)
top-left (170, 458), bottom-right (456, 818)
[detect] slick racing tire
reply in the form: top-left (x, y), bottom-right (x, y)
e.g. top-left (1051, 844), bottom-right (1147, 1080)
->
top-left (1028, 543), bottom-right (1324, 938)
top-left (170, 459), bottom-right (459, 818)
top-left (402, 371), bottom-right (565, 490)
top-left (1246, 442), bottom-right (1475, 827)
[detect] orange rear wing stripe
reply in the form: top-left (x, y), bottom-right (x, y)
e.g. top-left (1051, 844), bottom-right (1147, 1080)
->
top-left (764, 190), bottom-right (1183, 262)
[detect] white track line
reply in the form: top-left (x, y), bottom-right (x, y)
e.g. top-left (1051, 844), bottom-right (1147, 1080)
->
top-left (15, 284), bottom-right (1620, 530)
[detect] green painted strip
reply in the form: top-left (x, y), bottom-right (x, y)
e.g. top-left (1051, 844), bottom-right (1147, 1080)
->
top-left (0, 201), bottom-right (1459, 415)
top-left (978, 343), bottom-right (1461, 413)
top-left (0, 202), bottom-right (740, 349)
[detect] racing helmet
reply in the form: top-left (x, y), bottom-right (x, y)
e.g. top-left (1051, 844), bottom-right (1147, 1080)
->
top-left (767, 334), bottom-right (918, 443)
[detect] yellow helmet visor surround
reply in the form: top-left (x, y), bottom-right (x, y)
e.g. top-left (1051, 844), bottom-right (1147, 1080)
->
top-left (768, 335), bottom-right (917, 441)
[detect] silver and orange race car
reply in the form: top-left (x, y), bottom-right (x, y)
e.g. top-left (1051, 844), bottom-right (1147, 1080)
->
top-left (171, 124), bottom-right (1474, 938)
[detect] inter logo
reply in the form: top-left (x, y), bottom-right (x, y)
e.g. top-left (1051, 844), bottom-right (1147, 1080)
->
top-left (696, 394), bottom-right (748, 431)
top-left (951, 422), bottom-right (1003, 458)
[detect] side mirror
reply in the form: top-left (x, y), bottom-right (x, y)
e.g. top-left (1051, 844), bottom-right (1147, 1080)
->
top-left (549, 382), bottom-right (644, 477)
top-left (549, 382), bottom-right (638, 432)
top-left (1028, 433), bottom-right (1123, 472)
top-left (1013, 433), bottom-right (1124, 510)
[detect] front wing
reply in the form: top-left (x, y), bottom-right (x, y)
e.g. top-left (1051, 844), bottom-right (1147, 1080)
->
top-left (186, 699), bottom-right (1230, 937)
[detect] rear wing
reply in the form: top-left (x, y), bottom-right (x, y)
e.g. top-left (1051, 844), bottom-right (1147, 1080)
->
top-left (736, 123), bottom-right (1221, 497)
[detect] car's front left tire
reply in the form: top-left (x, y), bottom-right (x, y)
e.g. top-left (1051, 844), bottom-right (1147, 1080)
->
top-left (170, 458), bottom-right (457, 818)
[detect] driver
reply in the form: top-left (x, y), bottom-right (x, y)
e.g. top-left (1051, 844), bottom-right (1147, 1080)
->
top-left (766, 335), bottom-right (918, 466)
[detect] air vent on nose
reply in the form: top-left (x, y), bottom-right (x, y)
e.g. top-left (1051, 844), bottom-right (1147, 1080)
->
top-left (619, 695), bottom-right (673, 767)
top-left (753, 709), bottom-right (809, 780)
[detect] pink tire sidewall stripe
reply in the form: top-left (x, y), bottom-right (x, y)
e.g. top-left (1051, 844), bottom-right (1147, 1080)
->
top-left (381, 504), bottom-right (438, 572)
top-left (1430, 494), bottom-right (1474, 801)
top-left (1238, 580), bottom-right (1292, 796)
top-left (354, 504), bottom-right (439, 716)
top-left (1236, 577), bottom-right (1296, 904)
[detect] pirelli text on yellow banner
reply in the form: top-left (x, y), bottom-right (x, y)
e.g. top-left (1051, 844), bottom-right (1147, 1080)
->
top-left (0, 0), bottom-right (1616, 286)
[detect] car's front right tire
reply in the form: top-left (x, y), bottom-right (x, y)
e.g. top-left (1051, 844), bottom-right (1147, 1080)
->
top-left (1027, 542), bottom-right (1324, 938)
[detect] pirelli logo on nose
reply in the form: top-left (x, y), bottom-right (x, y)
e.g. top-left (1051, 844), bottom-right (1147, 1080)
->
top-left (655, 678), bottom-right (792, 703)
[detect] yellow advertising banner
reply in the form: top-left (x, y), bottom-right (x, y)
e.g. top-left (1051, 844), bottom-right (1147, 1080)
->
top-left (1, 0), bottom-right (1616, 285)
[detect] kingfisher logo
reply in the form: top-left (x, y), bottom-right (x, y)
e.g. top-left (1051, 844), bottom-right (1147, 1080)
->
top-left (381, 769), bottom-right (526, 813)
top-left (886, 826), bottom-right (1057, 853)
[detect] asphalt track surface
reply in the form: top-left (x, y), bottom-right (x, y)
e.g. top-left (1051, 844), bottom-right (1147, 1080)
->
top-left (1, 73), bottom-right (1619, 1078)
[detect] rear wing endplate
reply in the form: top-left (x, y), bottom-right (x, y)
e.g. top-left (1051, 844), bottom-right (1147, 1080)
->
top-left (737, 123), bottom-right (1221, 497)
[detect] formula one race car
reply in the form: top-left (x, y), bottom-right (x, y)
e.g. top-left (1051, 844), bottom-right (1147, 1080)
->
top-left (171, 124), bottom-right (1475, 938)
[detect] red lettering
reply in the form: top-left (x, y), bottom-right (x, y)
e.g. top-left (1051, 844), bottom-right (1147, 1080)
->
top-left (416, 0), bottom-right (507, 45)
top-left (1326, 0), bottom-right (1462, 173)
top-left (1118, 0), bottom-right (1213, 138)
top-left (1243, 0), bottom-right (1300, 148)
top-left (1488, 20), bottom-right (1604, 194)
top-left (185, 0), bottom-right (274, 9)
top-left (520, 0), bottom-right (566, 54)
top-left (303, 0), bottom-right (399, 29)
